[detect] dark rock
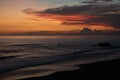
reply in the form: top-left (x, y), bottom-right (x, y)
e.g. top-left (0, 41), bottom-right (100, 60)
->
top-left (94, 42), bottom-right (112, 47)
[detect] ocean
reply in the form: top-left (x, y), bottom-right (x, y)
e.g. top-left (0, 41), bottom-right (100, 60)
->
top-left (0, 36), bottom-right (120, 80)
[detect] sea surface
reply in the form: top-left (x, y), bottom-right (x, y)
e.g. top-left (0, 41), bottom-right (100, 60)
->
top-left (0, 36), bottom-right (120, 80)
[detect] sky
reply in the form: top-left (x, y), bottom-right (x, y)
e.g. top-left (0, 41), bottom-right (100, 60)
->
top-left (0, 0), bottom-right (120, 34)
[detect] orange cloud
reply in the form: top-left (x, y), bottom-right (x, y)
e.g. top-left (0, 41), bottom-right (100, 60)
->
top-left (23, 4), bottom-right (120, 30)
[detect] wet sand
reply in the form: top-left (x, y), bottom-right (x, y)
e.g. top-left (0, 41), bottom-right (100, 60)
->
top-left (20, 59), bottom-right (120, 80)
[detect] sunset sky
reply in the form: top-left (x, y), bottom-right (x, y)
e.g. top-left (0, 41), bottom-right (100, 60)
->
top-left (0, 0), bottom-right (120, 34)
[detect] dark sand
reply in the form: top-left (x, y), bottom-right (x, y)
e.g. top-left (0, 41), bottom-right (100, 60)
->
top-left (20, 59), bottom-right (120, 80)
top-left (0, 56), bottom-right (16, 61)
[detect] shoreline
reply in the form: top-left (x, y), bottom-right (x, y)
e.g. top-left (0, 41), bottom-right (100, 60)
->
top-left (20, 58), bottom-right (120, 80)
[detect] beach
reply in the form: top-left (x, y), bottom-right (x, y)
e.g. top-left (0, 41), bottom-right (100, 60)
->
top-left (20, 58), bottom-right (120, 80)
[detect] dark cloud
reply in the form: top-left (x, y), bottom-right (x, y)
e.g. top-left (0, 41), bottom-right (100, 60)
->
top-left (23, 2), bottom-right (120, 29)
top-left (24, 3), bottom-right (118, 15)
top-left (82, 1), bottom-right (97, 3)
top-left (34, 4), bottom-right (120, 15)
top-left (82, 0), bottom-right (113, 3)
top-left (84, 14), bottom-right (120, 29)
top-left (62, 14), bottom-right (120, 29)
top-left (92, 0), bottom-right (113, 2)
top-left (79, 28), bottom-right (120, 35)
